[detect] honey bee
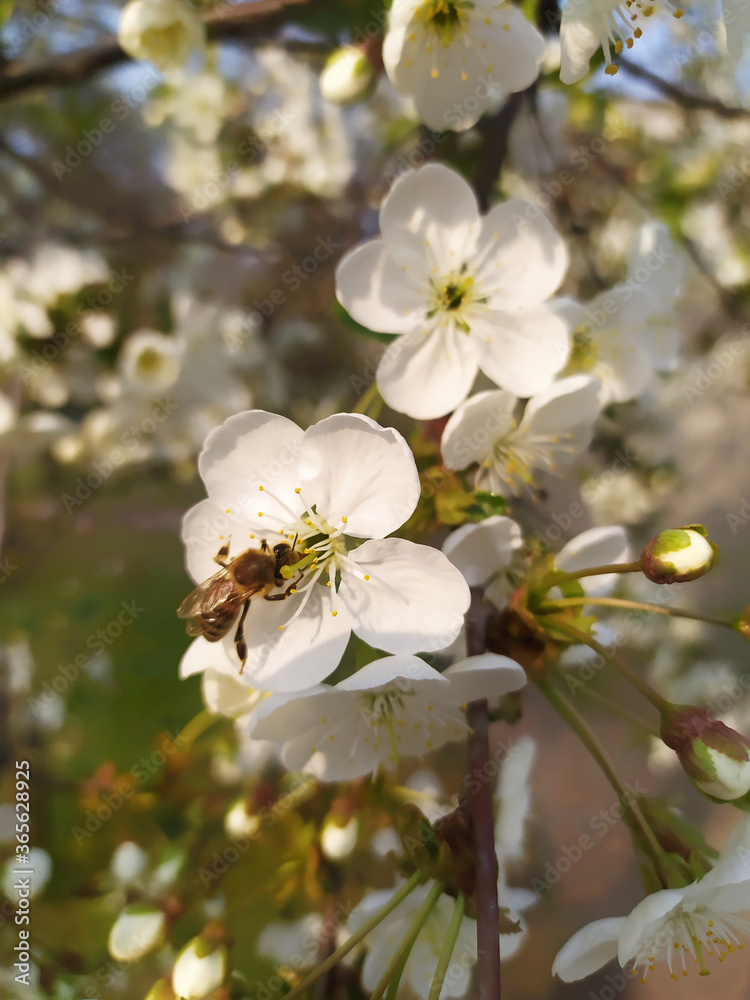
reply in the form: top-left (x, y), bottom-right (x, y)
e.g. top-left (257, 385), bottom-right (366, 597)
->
top-left (177, 539), bottom-right (303, 673)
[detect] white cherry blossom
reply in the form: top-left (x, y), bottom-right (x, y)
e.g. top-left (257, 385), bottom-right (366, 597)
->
top-left (118, 0), bottom-right (205, 72)
top-left (627, 221), bottom-right (685, 373)
top-left (552, 815), bottom-right (750, 982)
top-left (443, 515), bottom-right (523, 608)
top-left (180, 411), bottom-right (470, 692)
top-left (559, 0), bottom-right (686, 85)
top-left (348, 883), bottom-right (479, 1000)
top-left (441, 375), bottom-right (601, 496)
top-left (118, 329), bottom-right (182, 395)
top-left (348, 735), bottom-right (536, 994)
top-left (559, 0), bottom-right (750, 82)
top-left (383, 0), bottom-right (545, 131)
top-left (248, 653), bottom-right (526, 780)
top-left (554, 291), bottom-right (656, 405)
top-left (335, 164), bottom-right (570, 419)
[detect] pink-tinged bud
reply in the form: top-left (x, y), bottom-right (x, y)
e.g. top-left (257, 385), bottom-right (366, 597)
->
top-left (661, 706), bottom-right (750, 801)
top-left (640, 525), bottom-right (716, 584)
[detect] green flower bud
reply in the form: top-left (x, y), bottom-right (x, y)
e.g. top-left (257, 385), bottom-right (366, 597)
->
top-left (661, 705), bottom-right (750, 801)
top-left (144, 978), bottom-right (175, 1000)
top-left (640, 525), bottom-right (716, 584)
top-left (320, 46), bottom-right (376, 104)
top-left (171, 933), bottom-right (227, 999)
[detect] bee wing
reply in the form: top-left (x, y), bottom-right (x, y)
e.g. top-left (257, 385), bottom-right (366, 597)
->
top-left (177, 569), bottom-right (236, 619)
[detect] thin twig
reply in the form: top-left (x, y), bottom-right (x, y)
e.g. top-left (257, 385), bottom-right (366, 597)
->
top-left (618, 56), bottom-right (750, 119)
top-left (0, 0), bottom-right (312, 102)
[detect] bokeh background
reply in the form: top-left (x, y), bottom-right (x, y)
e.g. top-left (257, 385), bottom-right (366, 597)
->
top-left (2, 0), bottom-right (750, 997)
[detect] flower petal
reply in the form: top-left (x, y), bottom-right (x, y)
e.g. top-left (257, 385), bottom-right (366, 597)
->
top-left (234, 583), bottom-right (353, 692)
top-left (341, 537), bottom-right (470, 653)
top-left (470, 6), bottom-right (544, 92)
top-left (181, 498), bottom-right (246, 584)
top-left (617, 888), bottom-right (687, 967)
top-left (552, 916), bottom-right (626, 981)
top-left (199, 410), bottom-right (305, 532)
top-left (473, 305), bottom-right (570, 397)
top-left (520, 373), bottom-right (601, 459)
top-left (201, 669), bottom-right (261, 718)
top-left (335, 238), bottom-right (425, 334)
top-left (443, 654), bottom-right (526, 704)
top-left (377, 325), bottom-right (480, 420)
top-left (380, 164), bottom-right (480, 273)
top-left (684, 824), bottom-right (750, 913)
top-left (179, 635), bottom-right (239, 680)
top-left (441, 390), bottom-right (517, 471)
top-left (559, 10), bottom-right (607, 85)
top-left (299, 413), bottom-right (419, 538)
top-left (336, 654), bottom-right (447, 691)
top-left (442, 515), bottom-right (522, 587)
top-left (722, 0), bottom-right (750, 61)
top-left (474, 200), bottom-right (568, 304)
top-left (555, 525), bottom-right (631, 597)
top-left (495, 735), bottom-right (537, 867)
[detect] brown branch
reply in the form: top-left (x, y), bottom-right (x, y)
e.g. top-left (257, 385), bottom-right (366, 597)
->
top-left (473, 90), bottom-right (526, 212)
top-left (465, 592), bottom-right (502, 1000)
top-left (0, 0), bottom-right (312, 102)
top-left (618, 56), bottom-right (750, 119)
top-left (466, 701), bottom-right (501, 1000)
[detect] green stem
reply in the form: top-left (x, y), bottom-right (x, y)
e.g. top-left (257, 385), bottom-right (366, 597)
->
top-left (385, 946), bottom-right (411, 1000)
top-left (549, 560), bottom-right (643, 587)
top-left (538, 615), bottom-right (668, 713)
top-left (352, 380), bottom-right (382, 418)
top-left (370, 880), bottom-right (445, 1000)
top-left (428, 893), bottom-right (466, 1000)
top-left (574, 685), bottom-right (660, 737)
top-left (539, 595), bottom-right (736, 631)
top-left (283, 871), bottom-right (424, 1000)
top-left (177, 708), bottom-right (219, 750)
top-left (538, 679), bottom-right (667, 872)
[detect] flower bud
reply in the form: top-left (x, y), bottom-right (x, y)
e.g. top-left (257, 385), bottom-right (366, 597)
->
top-left (145, 978), bottom-right (175, 1000)
top-left (171, 935), bottom-right (227, 999)
top-left (733, 607), bottom-right (750, 641)
top-left (640, 526), bottom-right (716, 584)
top-left (319, 46), bottom-right (376, 104)
top-left (118, 0), bottom-right (205, 72)
top-left (108, 903), bottom-right (166, 962)
top-left (321, 814), bottom-right (359, 861)
top-left (661, 706), bottom-right (750, 801)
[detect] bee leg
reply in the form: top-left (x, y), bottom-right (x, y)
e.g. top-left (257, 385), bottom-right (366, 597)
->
top-left (264, 577), bottom-right (300, 601)
top-left (234, 599), bottom-right (250, 674)
top-left (214, 540), bottom-right (232, 567)
top-left (260, 539), bottom-right (269, 553)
